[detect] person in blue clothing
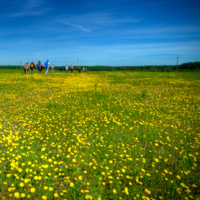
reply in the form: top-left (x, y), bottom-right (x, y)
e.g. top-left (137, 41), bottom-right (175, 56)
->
top-left (45, 59), bottom-right (50, 74)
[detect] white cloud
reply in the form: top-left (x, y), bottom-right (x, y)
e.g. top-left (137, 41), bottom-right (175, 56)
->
top-left (61, 21), bottom-right (91, 32)
top-left (58, 12), bottom-right (141, 32)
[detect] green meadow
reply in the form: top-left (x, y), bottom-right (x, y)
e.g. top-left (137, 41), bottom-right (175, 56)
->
top-left (0, 70), bottom-right (199, 200)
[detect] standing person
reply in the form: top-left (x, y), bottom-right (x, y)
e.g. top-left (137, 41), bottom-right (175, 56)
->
top-left (30, 61), bottom-right (35, 74)
top-left (51, 64), bottom-right (54, 72)
top-left (65, 64), bottom-right (68, 72)
top-left (23, 64), bottom-right (26, 73)
top-left (36, 61), bottom-right (42, 73)
top-left (45, 59), bottom-right (50, 74)
top-left (78, 66), bottom-right (81, 73)
top-left (82, 67), bottom-right (85, 72)
top-left (25, 62), bottom-right (29, 74)
top-left (70, 64), bottom-right (73, 73)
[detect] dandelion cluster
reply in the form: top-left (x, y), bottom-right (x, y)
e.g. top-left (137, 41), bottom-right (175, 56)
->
top-left (0, 70), bottom-right (199, 199)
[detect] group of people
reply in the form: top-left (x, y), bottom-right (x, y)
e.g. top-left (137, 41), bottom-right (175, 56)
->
top-left (23, 60), bottom-right (52, 74)
top-left (59, 65), bottom-right (87, 73)
top-left (23, 60), bottom-right (87, 74)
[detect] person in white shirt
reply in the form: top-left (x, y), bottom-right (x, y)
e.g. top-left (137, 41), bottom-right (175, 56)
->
top-left (65, 64), bottom-right (68, 72)
top-left (51, 64), bottom-right (54, 72)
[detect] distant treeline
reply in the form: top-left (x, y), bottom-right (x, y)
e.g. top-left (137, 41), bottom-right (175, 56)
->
top-left (0, 62), bottom-right (200, 71)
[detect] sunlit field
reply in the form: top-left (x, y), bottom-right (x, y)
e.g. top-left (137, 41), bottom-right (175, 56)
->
top-left (0, 70), bottom-right (199, 200)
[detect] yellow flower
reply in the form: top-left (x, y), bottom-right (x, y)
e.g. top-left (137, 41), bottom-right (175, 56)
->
top-left (42, 196), bottom-right (47, 200)
top-left (176, 188), bottom-right (181, 194)
top-left (41, 147), bottom-right (46, 151)
top-left (49, 187), bottom-right (54, 191)
top-left (70, 182), bottom-right (74, 187)
top-left (78, 176), bottom-right (82, 181)
top-left (14, 192), bottom-right (20, 199)
top-left (44, 186), bottom-right (48, 190)
top-left (113, 189), bottom-right (117, 193)
top-left (21, 193), bottom-right (26, 198)
top-left (145, 188), bottom-right (151, 195)
top-left (54, 193), bottom-right (59, 198)
top-left (176, 175), bottom-right (181, 180)
top-left (30, 187), bottom-right (35, 193)
top-left (192, 184), bottom-right (197, 188)
top-left (180, 183), bottom-right (186, 188)
top-left (24, 179), bottom-right (29, 183)
top-left (20, 182), bottom-right (24, 187)
top-left (124, 187), bottom-right (129, 195)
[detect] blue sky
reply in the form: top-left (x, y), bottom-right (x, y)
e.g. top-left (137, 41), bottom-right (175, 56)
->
top-left (0, 0), bottom-right (200, 66)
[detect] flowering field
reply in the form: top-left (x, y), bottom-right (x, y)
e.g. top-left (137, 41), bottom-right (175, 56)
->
top-left (0, 70), bottom-right (199, 200)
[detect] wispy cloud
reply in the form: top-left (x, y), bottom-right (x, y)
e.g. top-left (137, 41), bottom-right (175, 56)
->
top-left (116, 19), bottom-right (142, 23)
top-left (9, 0), bottom-right (50, 17)
top-left (10, 9), bottom-right (49, 17)
top-left (58, 12), bottom-right (141, 33)
top-left (60, 21), bottom-right (91, 32)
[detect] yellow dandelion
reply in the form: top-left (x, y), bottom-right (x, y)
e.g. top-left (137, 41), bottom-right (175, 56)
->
top-left (42, 195), bottom-right (47, 200)
top-left (30, 188), bottom-right (35, 193)
top-left (124, 187), bottom-right (129, 195)
top-left (54, 193), bottom-right (59, 198)
top-left (14, 192), bottom-right (20, 199)
top-left (21, 193), bottom-right (26, 198)
top-left (41, 147), bottom-right (46, 151)
top-left (176, 175), bottom-right (181, 180)
top-left (145, 188), bottom-right (151, 195)
top-left (70, 182), bottom-right (74, 187)
top-left (44, 186), bottom-right (48, 190)
top-left (20, 182), bottom-right (24, 187)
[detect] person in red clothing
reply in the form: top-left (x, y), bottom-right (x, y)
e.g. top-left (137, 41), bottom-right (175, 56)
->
top-left (70, 65), bottom-right (73, 72)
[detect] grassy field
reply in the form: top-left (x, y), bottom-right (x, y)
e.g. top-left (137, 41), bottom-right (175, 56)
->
top-left (0, 70), bottom-right (199, 200)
